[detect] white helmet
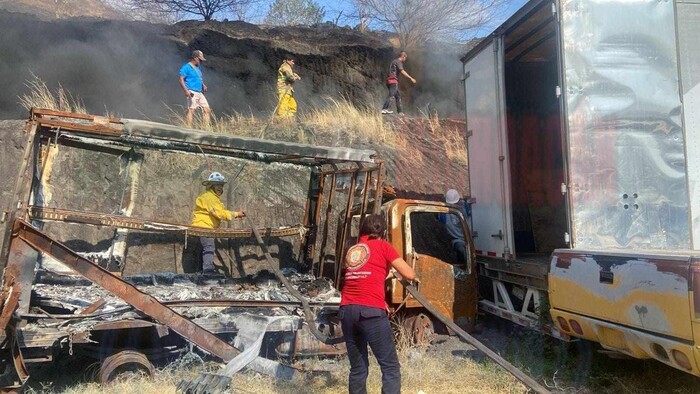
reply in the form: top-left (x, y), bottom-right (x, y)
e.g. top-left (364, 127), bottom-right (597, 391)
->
top-left (445, 189), bottom-right (461, 204)
top-left (203, 171), bottom-right (226, 186)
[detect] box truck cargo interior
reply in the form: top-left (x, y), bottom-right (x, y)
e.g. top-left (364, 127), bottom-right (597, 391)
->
top-left (503, 3), bottom-right (567, 257)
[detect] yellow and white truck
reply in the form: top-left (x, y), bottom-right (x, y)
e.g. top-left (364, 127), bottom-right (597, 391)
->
top-left (462, 0), bottom-right (700, 375)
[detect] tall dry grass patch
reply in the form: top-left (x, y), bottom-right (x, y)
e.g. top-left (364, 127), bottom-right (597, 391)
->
top-left (19, 74), bottom-right (87, 114)
top-left (301, 97), bottom-right (399, 145)
top-left (422, 110), bottom-right (467, 166)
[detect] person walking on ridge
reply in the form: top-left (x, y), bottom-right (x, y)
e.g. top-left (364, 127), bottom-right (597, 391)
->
top-left (381, 51), bottom-right (416, 115)
top-left (179, 50), bottom-right (210, 127)
top-left (277, 56), bottom-right (301, 117)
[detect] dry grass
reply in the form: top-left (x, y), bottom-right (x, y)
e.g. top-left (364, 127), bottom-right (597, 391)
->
top-left (301, 97), bottom-right (399, 145)
top-left (169, 97), bottom-right (401, 147)
top-left (52, 351), bottom-right (524, 394)
top-left (421, 110), bottom-right (467, 166)
top-left (19, 74), bottom-right (87, 114)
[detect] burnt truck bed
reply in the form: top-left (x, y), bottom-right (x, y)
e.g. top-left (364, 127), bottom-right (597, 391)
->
top-left (0, 109), bottom-right (382, 390)
top-left (8, 269), bottom-right (341, 362)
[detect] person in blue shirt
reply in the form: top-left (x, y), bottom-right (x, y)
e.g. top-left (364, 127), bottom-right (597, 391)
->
top-left (179, 50), bottom-right (210, 127)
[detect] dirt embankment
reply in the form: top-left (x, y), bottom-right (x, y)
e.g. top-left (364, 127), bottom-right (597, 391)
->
top-left (0, 11), bottom-right (394, 121)
top-left (0, 11), bottom-right (469, 275)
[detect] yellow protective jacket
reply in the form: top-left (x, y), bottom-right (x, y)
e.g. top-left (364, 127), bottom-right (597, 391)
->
top-left (191, 189), bottom-right (233, 229)
top-left (277, 62), bottom-right (298, 93)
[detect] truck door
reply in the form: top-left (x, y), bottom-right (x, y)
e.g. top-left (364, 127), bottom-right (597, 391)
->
top-left (463, 39), bottom-right (514, 259)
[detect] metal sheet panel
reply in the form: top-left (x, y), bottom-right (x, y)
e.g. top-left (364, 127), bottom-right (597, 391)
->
top-left (121, 119), bottom-right (377, 163)
top-left (561, 0), bottom-right (688, 249)
top-left (464, 40), bottom-right (514, 257)
top-left (677, 0), bottom-right (700, 250)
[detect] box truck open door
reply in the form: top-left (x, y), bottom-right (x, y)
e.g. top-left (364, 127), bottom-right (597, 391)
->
top-left (464, 39), bottom-right (514, 259)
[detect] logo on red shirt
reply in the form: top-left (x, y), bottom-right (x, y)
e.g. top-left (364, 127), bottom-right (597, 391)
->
top-left (345, 244), bottom-right (370, 270)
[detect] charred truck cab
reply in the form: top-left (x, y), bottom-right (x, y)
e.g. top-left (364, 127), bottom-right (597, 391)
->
top-left (462, 0), bottom-right (700, 376)
top-left (383, 199), bottom-right (477, 334)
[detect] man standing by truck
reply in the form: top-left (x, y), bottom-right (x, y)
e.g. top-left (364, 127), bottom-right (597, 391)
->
top-left (191, 172), bottom-right (246, 274)
top-left (381, 51), bottom-right (417, 115)
top-left (179, 50), bottom-right (210, 127)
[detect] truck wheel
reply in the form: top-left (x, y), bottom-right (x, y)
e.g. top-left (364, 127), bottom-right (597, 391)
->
top-left (402, 313), bottom-right (435, 345)
top-left (99, 350), bottom-right (154, 384)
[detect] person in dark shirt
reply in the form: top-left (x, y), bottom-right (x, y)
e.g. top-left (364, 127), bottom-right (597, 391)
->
top-left (381, 51), bottom-right (417, 115)
top-left (340, 214), bottom-right (418, 394)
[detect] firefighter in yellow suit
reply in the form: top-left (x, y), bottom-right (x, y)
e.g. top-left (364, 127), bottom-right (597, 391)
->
top-left (277, 56), bottom-right (301, 117)
top-left (191, 172), bottom-right (245, 274)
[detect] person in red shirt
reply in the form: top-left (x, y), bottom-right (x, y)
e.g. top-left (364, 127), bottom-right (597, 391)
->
top-left (340, 214), bottom-right (418, 394)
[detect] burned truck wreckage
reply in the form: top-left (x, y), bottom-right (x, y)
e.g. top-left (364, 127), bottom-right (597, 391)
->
top-left (0, 109), bottom-right (549, 393)
top-left (0, 109), bottom-right (383, 390)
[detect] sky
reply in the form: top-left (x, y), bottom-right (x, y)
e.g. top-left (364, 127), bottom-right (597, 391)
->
top-left (314, 0), bottom-right (530, 33)
top-left (242, 0), bottom-right (531, 36)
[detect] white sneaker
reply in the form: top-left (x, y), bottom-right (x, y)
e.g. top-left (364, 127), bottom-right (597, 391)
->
top-left (381, 109), bottom-right (393, 114)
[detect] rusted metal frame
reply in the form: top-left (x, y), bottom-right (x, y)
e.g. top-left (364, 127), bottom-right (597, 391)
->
top-left (32, 110), bottom-right (362, 168)
top-left (0, 279), bottom-right (21, 332)
top-left (0, 122), bottom-right (38, 267)
top-left (32, 108), bottom-right (122, 125)
top-left (29, 206), bottom-right (303, 239)
top-left (46, 134), bottom-right (130, 156)
top-left (34, 118), bottom-right (122, 136)
top-left (12, 220), bottom-right (241, 362)
top-left (301, 168), bottom-right (325, 270)
top-left (0, 266), bottom-right (29, 392)
top-left (359, 166), bottom-right (372, 224)
top-left (5, 241), bottom-right (40, 315)
top-left (120, 134), bottom-right (327, 167)
top-left (335, 170), bottom-right (359, 287)
top-left (78, 299), bottom-right (107, 315)
top-left (373, 161), bottom-right (385, 213)
top-left (319, 166), bottom-right (378, 176)
top-left (318, 171), bottom-right (338, 279)
top-left (1, 324), bottom-right (30, 391)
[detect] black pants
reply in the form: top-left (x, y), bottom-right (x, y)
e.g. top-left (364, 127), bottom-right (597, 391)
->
top-left (381, 84), bottom-right (402, 113)
top-left (340, 304), bottom-right (401, 394)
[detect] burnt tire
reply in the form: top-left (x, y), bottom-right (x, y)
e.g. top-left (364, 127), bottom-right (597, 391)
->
top-left (99, 350), bottom-right (155, 384)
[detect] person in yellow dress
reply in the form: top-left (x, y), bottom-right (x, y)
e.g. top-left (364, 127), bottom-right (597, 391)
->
top-left (191, 172), bottom-right (246, 274)
top-left (277, 56), bottom-right (301, 117)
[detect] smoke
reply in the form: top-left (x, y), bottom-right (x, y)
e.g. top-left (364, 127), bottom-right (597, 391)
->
top-left (409, 45), bottom-right (468, 117)
top-left (0, 11), bottom-right (461, 121)
top-left (0, 13), bottom-right (289, 120)
top-left (0, 13), bottom-right (181, 119)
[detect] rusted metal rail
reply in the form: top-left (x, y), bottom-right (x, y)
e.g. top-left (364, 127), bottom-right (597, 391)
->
top-left (8, 219), bottom-right (241, 363)
top-left (29, 206), bottom-right (304, 239)
top-left (246, 217), bottom-right (344, 345)
top-left (397, 277), bottom-right (551, 394)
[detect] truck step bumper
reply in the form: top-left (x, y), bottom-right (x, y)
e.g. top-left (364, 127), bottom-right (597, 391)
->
top-left (551, 309), bottom-right (700, 376)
